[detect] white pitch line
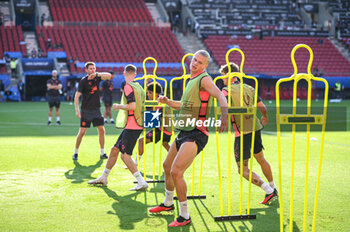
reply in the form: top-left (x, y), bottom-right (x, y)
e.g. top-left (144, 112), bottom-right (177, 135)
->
top-left (0, 122), bottom-right (77, 127)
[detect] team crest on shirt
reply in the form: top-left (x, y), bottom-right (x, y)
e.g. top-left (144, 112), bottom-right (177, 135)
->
top-left (143, 109), bottom-right (161, 128)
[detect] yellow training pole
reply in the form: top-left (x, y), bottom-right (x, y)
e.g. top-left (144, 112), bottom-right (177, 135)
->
top-left (214, 48), bottom-right (257, 221)
top-left (276, 77), bottom-right (285, 232)
top-left (170, 53), bottom-right (206, 199)
top-left (169, 53), bottom-right (193, 140)
top-left (213, 82), bottom-right (224, 217)
top-left (135, 57), bottom-right (168, 183)
top-left (198, 150), bottom-right (204, 195)
top-left (158, 123), bottom-right (165, 181)
top-left (302, 79), bottom-right (312, 232)
top-left (276, 44), bottom-right (329, 232)
top-left (291, 79), bottom-right (297, 232)
top-left (311, 77), bottom-right (328, 232)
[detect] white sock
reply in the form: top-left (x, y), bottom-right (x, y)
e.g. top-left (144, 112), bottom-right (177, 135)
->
top-left (101, 167), bottom-right (110, 179)
top-left (74, 148), bottom-right (79, 154)
top-left (56, 116), bottom-right (60, 121)
top-left (48, 117), bottom-right (52, 122)
top-left (269, 181), bottom-right (276, 190)
top-left (164, 188), bottom-right (174, 207)
top-left (104, 117), bottom-right (107, 121)
top-left (261, 182), bottom-right (274, 194)
top-left (100, 148), bottom-right (105, 155)
top-left (133, 171), bottom-right (145, 184)
top-left (110, 118), bottom-right (114, 122)
top-left (179, 200), bottom-right (190, 219)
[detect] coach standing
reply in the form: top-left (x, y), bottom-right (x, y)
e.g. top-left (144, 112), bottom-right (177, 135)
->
top-left (47, 70), bottom-right (62, 125)
top-left (101, 71), bottom-right (115, 124)
top-left (73, 62), bottom-right (112, 160)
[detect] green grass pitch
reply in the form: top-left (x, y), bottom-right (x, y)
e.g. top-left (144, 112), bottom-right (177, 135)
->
top-left (0, 101), bottom-right (349, 231)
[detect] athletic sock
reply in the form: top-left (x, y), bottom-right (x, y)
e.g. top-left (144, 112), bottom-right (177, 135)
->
top-left (133, 171), bottom-right (146, 184)
top-left (269, 181), bottom-right (276, 190)
top-left (261, 182), bottom-right (274, 194)
top-left (48, 116), bottom-right (52, 122)
top-left (100, 148), bottom-right (105, 155)
top-left (74, 148), bottom-right (79, 154)
top-left (164, 188), bottom-right (174, 207)
top-left (56, 116), bottom-right (60, 121)
top-left (179, 200), bottom-right (190, 219)
top-left (101, 167), bottom-right (110, 179)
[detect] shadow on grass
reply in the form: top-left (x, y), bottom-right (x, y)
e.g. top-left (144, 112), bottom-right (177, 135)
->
top-left (193, 199), bottom-right (228, 232)
top-left (249, 200), bottom-right (300, 232)
top-left (192, 199), bottom-right (295, 232)
top-left (99, 186), bottom-right (150, 230)
top-left (64, 159), bottom-right (103, 183)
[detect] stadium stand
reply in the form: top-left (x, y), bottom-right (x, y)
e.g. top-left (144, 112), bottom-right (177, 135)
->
top-left (35, 25), bottom-right (184, 75)
top-left (48, 0), bottom-right (153, 23)
top-left (205, 36), bottom-right (350, 77)
top-left (189, 0), bottom-right (307, 35)
top-left (328, 0), bottom-right (350, 48)
top-left (0, 26), bottom-right (26, 56)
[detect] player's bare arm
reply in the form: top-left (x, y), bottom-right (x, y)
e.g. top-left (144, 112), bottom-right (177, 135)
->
top-left (88, 72), bottom-right (112, 80)
top-left (257, 101), bottom-right (268, 126)
top-left (112, 102), bottom-right (136, 111)
top-left (74, 91), bottom-right (82, 118)
top-left (158, 96), bottom-right (181, 110)
top-left (200, 75), bottom-right (228, 132)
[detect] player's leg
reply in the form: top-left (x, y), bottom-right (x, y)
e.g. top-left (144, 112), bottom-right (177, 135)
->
top-left (55, 101), bottom-right (61, 125)
top-left (48, 98), bottom-right (53, 125)
top-left (149, 142), bottom-right (178, 213)
top-left (75, 127), bottom-right (87, 149)
top-left (163, 142), bottom-right (179, 192)
top-left (167, 141), bottom-right (197, 227)
top-left (119, 129), bottom-right (148, 190)
top-left (104, 108), bottom-right (108, 123)
top-left (97, 125), bottom-right (107, 159)
top-left (253, 130), bottom-right (276, 190)
top-left (88, 146), bottom-right (120, 186)
top-left (236, 159), bottom-right (265, 187)
top-left (107, 106), bottom-right (113, 123)
top-left (121, 152), bottom-right (148, 191)
top-left (254, 151), bottom-right (274, 185)
top-left (162, 142), bottom-right (170, 151)
top-left (48, 106), bottom-right (53, 125)
top-left (170, 141), bottom-right (197, 201)
top-left (235, 159), bottom-right (276, 204)
top-left (235, 133), bottom-right (276, 204)
top-left (89, 129), bottom-right (129, 186)
top-left (137, 136), bottom-right (151, 157)
top-left (135, 130), bottom-right (153, 164)
top-left (73, 127), bottom-right (87, 160)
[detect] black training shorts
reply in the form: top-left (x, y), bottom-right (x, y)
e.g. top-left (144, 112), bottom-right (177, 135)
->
top-left (48, 96), bottom-right (61, 108)
top-left (234, 130), bottom-right (264, 162)
top-left (114, 129), bottom-right (143, 155)
top-left (146, 128), bottom-right (172, 143)
top-left (80, 109), bottom-right (104, 128)
top-left (175, 128), bottom-right (208, 155)
top-left (103, 95), bottom-right (112, 107)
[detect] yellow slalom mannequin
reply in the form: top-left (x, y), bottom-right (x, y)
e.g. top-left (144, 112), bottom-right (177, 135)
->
top-left (134, 57), bottom-right (168, 182)
top-left (213, 48), bottom-right (258, 220)
top-left (275, 44), bottom-right (328, 232)
top-left (169, 53), bottom-right (206, 199)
